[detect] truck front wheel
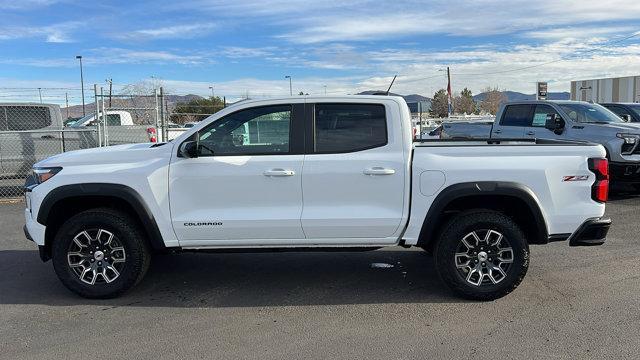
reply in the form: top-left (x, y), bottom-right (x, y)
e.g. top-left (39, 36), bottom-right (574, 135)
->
top-left (51, 208), bottom-right (151, 299)
top-left (434, 210), bottom-right (529, 301)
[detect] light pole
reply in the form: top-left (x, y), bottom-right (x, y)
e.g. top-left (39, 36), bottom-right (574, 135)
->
top-left (76, 55), bottom-right (85, 115)
top-left (38, 88), bottom-right (42, 103)
top-left (285, 75), bottom-right (292, 96)
top-left (209, 85), bottom-right (215, 98)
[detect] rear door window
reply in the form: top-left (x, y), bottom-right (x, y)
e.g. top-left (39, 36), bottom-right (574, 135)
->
top-left (314, 103), bottom-right (387, 153)
top-left (500, 105), bottom-right (533, 127)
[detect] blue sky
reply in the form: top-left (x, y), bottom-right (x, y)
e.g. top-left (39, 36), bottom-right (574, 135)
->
top-left (1, 0), bottom-right (640, 104)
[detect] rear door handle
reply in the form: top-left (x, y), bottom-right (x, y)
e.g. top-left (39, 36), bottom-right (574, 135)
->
top-left (526, 131), bottom-right (535, 135)
top-left (494, 129), bottom-right (502, 134)
top-left (363, 167), bottom-right (395, 175)
top-left (263, 169), bottom-right (295, 177)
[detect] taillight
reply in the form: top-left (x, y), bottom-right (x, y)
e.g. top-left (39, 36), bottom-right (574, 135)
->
top-left (147, 127), bottom-right (157, 143)
top-left (588, 158), bottom-right (609, 203)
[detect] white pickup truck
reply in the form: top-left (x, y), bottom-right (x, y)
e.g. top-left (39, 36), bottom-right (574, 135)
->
top-left (23, 96), bottom-right (611, 300)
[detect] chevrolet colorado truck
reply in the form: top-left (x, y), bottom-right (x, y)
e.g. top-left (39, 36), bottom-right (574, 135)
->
top-left (24, 96), bottom-right (611, 300)
top-left (441, 100), bottom-right (640, 188)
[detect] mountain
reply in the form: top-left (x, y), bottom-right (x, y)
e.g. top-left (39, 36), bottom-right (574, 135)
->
top-left (473, 91), bottom-right (570, 102)
top-left (356, 91), bottom-right (431, 103)
top-left (61, 94), bottom-right (205, 119)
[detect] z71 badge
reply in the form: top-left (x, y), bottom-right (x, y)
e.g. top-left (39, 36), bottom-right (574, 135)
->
top-left (562, 175), bottom-right (590, 182)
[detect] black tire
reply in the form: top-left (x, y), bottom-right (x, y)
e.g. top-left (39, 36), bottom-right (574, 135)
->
top-left (52, 208), bottom-right (151, 299)
top-left (434, 210), bottom-right (529, 301)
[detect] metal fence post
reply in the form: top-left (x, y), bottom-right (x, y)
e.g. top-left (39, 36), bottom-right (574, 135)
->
top-left (160, 87), bottom-right (166, 142)
top-left (94, 84), bottom-right (101, 147)
top-left (101, 87), bottom-right (108, 146)
top-left (154, 88), bottom-right (160, 142)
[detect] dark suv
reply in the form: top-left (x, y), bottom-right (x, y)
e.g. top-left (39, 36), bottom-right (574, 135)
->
top-left (601, 103), bottom-right (640, 123)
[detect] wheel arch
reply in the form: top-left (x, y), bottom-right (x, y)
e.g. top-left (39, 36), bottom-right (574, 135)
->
top-left (417, 182), bottom-right (549, 251)
top-left (37, 183), bottom-right (167, 261)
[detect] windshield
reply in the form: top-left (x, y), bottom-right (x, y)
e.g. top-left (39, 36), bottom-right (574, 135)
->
top-left (628, 104), bottom-right (640, 119)
top-left (558, 103), bottom-right (623, 124)
top-left (70, 113), bottom-right (96, 127)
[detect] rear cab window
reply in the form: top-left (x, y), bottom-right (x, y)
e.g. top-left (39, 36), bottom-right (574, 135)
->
top-left (1, 106), bottom-right (52, 130)
top-left (314, 103), bottom-right (387, 153)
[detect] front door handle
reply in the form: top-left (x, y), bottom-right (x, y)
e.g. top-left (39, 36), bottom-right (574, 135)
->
top-left (493, 129), bottom-right (502, 134)
top-left (363, 167), bottom-right (395, 176)
top-left (526, 131), bottom-right (535, 135)
top-left (263, 169), bottom-right (295, 177)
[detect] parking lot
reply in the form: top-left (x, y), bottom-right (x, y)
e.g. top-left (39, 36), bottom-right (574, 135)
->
top-left (1, 196), bottom-right (639, 360)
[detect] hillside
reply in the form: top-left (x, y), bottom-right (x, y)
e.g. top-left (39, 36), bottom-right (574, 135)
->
top-left (473, 91), bottom-right (570, 102)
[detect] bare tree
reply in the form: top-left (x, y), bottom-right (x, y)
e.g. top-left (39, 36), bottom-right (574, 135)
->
top-left (479, 87), bottom-right (507, 115)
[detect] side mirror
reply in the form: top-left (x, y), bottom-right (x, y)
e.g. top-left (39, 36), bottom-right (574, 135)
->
top-left (179, 141), bottom-right (199, 158)
top-left (545, 114), bottom-right (565, 134)
top-left (621, 114), bottom-right (632, 122)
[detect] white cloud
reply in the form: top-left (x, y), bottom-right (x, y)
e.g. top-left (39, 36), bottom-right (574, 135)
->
top-left (85, 48), bottom-right (208, 65)
top-left (184, 0), bottom-right (640, 43)
top-left (523, 26), bottom-right (638, 40)
top-left (116, 23), bottom-right (218, 40)
top-left (0, 21), bottom-right (82, 43)
top-left (0, 0), bottom-right (62, 10)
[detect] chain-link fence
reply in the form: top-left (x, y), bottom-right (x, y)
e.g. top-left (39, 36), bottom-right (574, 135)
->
top-left (0, 85), bottom-right (226, 198)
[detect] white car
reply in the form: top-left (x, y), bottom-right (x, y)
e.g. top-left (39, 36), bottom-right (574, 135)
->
top-left (24, 96), bottom-right (611, 300)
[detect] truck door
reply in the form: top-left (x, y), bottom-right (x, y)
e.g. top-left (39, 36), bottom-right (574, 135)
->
top-left (491, 104), bottom-right (532, 138)
top-left (169, 103), bottom-right (306, 243)
top-left (300, 103), bottom-right (406, 241)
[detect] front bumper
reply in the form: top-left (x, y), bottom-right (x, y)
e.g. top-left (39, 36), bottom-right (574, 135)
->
top-left (568, 217), bottom-right (611, 246)
top-left (610, 162), bottom-right (640, 184)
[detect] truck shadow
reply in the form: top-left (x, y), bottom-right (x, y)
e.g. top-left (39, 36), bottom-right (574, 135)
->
top-left (0, 249), bottom-right (465, 307)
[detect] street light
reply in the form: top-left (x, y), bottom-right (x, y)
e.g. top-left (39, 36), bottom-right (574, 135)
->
top-left (76, 55), bottom-right (85, 116)
top-left (38, 88), bottom-right (42, 103)
top-left (284, 75), bottom-right (292, 96)
top-left (209, 85), bottom-right (215, 98)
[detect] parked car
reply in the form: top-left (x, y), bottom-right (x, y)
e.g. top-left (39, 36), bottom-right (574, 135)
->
top-left (24, 96), bottom-right (611, 300)
top-left (441, 101), bottom-right (640, 189)
top-left (600, 103), bottom-right (640, 123)
top-left (0, 103), bottom-right (66, 177)
top-left (183, 122), bottom-right (198, 128)
top-left (70, 110), bottom-right (155, 145)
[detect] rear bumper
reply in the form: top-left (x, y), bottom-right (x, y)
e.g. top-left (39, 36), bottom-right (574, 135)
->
top-left (568, 217), bottom-right (611, 246)
top-left (610, 162), bottom-right (640, 184)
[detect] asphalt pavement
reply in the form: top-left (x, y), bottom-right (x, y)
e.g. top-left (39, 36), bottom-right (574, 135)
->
top-left (1, 196), bottom-right (639, 359)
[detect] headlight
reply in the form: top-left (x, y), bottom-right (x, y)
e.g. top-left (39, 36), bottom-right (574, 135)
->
top-left (616, 133), bottom-right (639, 144)
top-left (32, 167), bottom-right (62, 184)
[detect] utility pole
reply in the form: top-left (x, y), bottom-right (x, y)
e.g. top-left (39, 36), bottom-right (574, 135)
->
top-left (65, 92), bottom-right (69, 119)
top-left (285, 75), bottom-right (292, 96)
top-left (106, 78), bottom-right (113, 107)
top-left (76, 55), bottom-right (85, 115)
top-left (38, 88), bottom-right (42, 103)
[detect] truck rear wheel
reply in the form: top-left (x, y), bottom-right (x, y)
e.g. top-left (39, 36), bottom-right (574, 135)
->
top-left (51, 208), bottom-right (151, 299)
top-left (434, 210), bottom-right (529, 301)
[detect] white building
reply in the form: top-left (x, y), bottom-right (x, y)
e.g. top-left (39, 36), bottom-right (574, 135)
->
top-left (571, 75), bottom-right (640, 103)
